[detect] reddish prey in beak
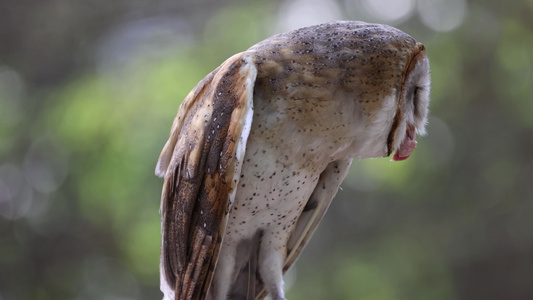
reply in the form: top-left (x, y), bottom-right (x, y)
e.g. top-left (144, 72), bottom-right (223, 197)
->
top-left (391, 124), bottom-right (417, 161)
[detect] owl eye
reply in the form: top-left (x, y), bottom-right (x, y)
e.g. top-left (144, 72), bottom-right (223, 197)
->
top-left (413, 86), bottom-right (420, 117)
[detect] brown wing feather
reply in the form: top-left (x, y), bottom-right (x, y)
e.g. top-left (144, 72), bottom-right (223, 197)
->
top-left (157, 53), bottom-right (257, 300)
top-left (255, 159), bottom-right (353, 300)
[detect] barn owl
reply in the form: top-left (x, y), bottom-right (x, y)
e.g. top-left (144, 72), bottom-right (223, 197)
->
top-left (155, 21), bottom-right (430, 300)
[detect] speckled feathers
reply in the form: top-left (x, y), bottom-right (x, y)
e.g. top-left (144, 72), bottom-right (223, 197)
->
top-left (249, 21), bottom-right (420, 115)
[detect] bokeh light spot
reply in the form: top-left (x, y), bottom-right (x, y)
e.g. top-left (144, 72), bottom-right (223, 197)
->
top-left (277, 0), bottom-right (342, 33)
top-left (0, 164), bottom-right (32, 220)
top-left (418, 0), bottom-right (467, 32)
top-left (23, 134), bottom-right (69, 194)
top-left (360, 0), bottom-right (415, 23)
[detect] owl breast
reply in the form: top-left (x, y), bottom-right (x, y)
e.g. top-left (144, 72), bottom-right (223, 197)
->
top-left (223, 82), bottom-right (352, 244)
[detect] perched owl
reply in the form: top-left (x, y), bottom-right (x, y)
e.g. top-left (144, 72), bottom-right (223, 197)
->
top-left (155, 21), bottom-right (430, 300)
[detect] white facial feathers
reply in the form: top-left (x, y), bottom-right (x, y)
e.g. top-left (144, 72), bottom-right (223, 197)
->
top-left (403, 56), bottom-right (431, 136)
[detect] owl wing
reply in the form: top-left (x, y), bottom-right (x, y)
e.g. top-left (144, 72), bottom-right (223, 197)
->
top-left (156, 53), bottom-right (257, 300)
top-left (255, 158), bottom-right (353, 299)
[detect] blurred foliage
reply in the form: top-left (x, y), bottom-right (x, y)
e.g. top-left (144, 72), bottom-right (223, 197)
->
top-left (1, 0), bottom-right (532, 299)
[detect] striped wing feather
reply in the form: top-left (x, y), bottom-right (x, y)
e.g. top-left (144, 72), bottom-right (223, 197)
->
top-left (156, 53), bottom-right (257, 300)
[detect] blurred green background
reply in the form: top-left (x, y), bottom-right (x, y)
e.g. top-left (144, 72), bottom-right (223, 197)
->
top-left (1, 0), bottom-right (532, 299)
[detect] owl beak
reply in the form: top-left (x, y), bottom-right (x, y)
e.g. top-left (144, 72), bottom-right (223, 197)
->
top-left (391, 124), bottom-right (417, 161)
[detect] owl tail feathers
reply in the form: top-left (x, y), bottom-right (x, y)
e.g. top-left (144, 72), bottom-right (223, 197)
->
top-left (226, 232), bottom-right (261, 300)
top-left (391, 125), bottom-right (417, 161)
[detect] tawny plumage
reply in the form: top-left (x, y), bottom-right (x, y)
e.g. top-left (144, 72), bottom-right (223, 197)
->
top-left (155, 20), bottom-right (431, 300)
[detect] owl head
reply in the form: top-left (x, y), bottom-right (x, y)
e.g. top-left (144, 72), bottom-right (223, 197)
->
top-left (247, 21), bottom-right (431, 161)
